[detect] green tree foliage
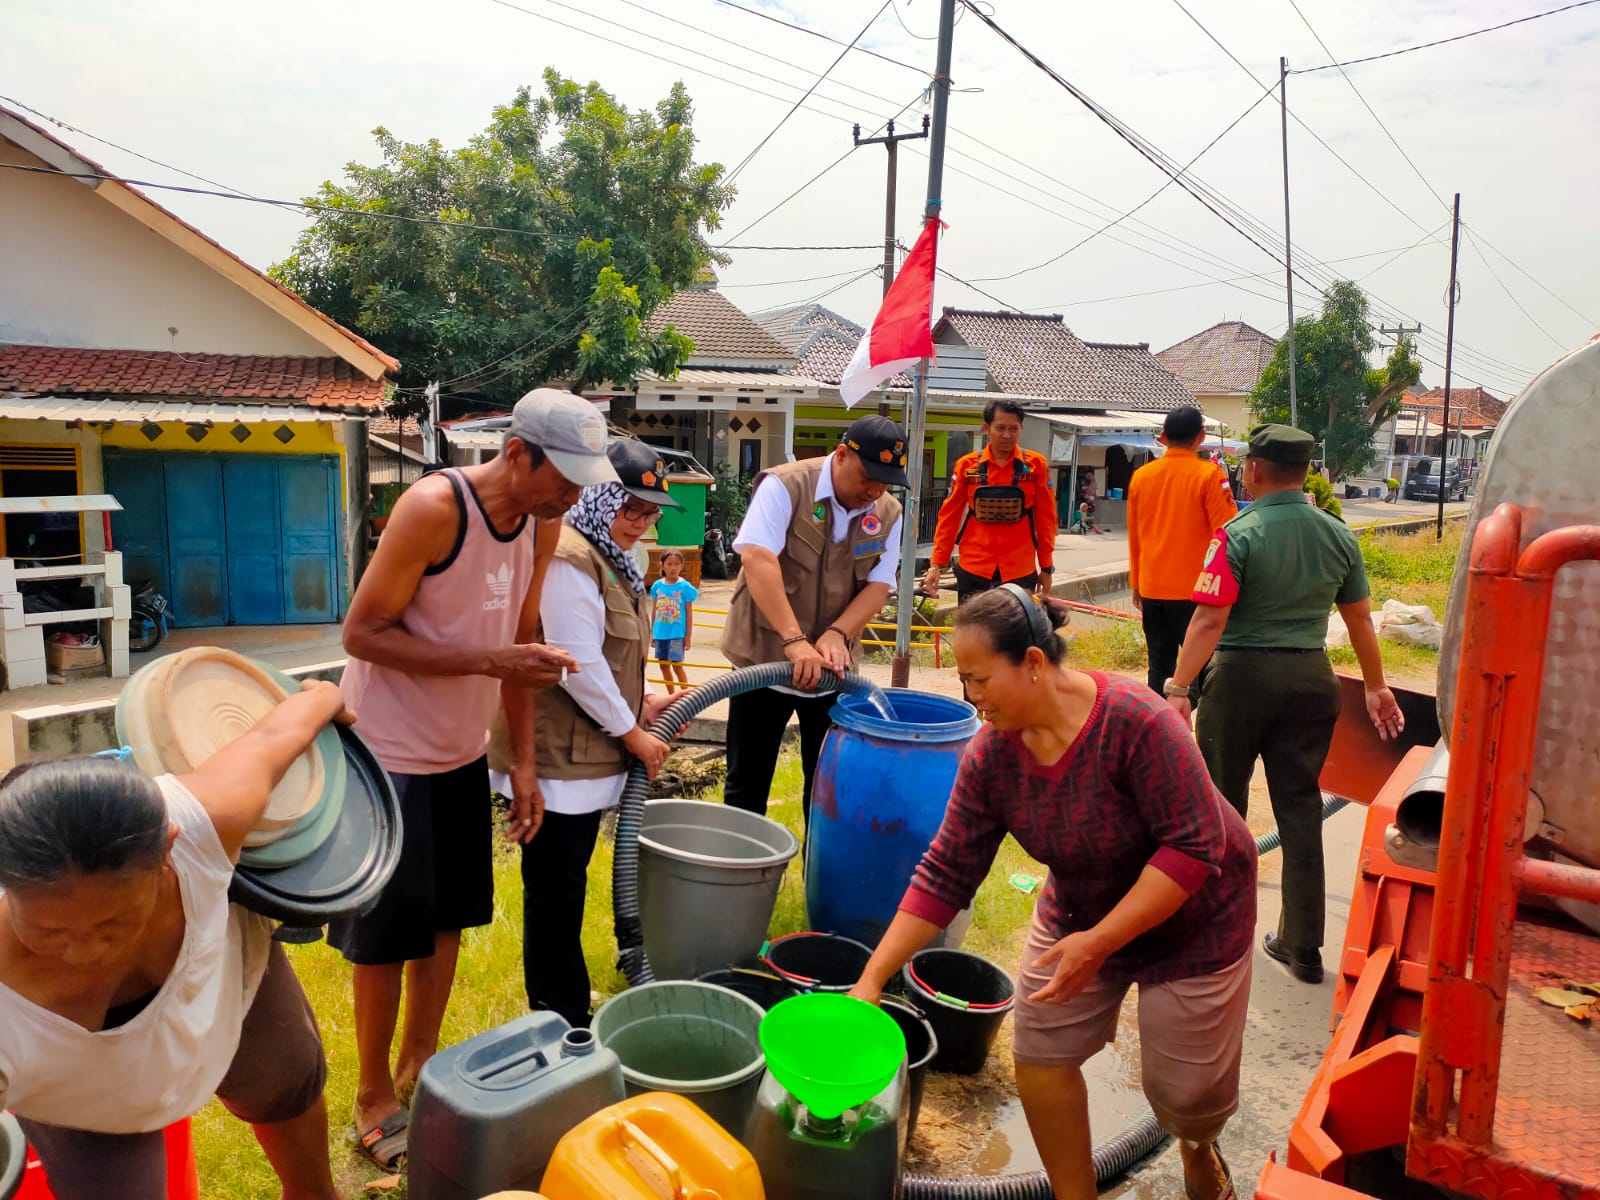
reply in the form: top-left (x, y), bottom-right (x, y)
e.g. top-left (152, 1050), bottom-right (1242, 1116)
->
top-left (1249, 280), bottom-right (1421, 480)
top-left (1303, 471), bottom-right (1343, 519)
top-left (271, 71), bottom-right (732, 416)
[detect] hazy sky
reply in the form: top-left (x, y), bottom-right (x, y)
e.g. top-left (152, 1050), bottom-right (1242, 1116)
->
top-left (5, 0), bottom-right (1596, 397)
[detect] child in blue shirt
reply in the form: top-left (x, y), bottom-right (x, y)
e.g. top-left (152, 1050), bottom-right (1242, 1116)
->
top-left (650, 551), bottom-right (698, 693)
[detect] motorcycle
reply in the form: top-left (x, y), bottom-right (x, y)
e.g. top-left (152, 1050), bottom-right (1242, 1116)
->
top-left (129, 581), bottom-right (170, 653)
top-left (701, 526), bottom-right (740, 580)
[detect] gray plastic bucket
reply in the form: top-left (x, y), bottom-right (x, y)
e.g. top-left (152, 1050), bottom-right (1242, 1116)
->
top-left (592, 981), bottom-right (767, 1136)
top-left (0, 1112), bottom-right (22, 1200)
top-left (639, 798), bottom-right (799, 980)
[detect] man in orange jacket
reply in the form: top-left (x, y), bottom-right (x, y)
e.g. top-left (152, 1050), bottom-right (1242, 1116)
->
top-left (1126, 404), bottom-right (1238, 697)
top-left (924, 400), bottom-right (1057, 604)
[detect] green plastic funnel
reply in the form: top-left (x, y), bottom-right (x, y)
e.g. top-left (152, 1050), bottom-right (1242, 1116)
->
top-left (758, 993), bottom-right (907, 1120)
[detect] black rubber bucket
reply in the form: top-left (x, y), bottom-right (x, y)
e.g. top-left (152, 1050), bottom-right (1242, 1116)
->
top-left (880, 996), bottom-right (939, 1140)
top-left (696, 965), bottom-right (801, 1011)
top-left (901, 948), bottom-right (1015, 1075)
top-left (762, 931), bottom-right (873, 993)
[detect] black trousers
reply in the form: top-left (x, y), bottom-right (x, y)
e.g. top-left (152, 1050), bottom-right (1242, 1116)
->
top-left (954, 564), bottom-right (1039, 605)
top-left (723, 686), bottom-right (838, 827)
top-left (1141, 598), bottom-right (1199, 697)
top-left (520, 807), bottom-right (605, 1029)
top-left (1195, 650), bottom-right (1340, 954)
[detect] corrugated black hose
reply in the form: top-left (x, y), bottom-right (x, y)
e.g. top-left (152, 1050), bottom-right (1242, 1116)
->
top-left (610, 663), bottom-right (1347, 1198)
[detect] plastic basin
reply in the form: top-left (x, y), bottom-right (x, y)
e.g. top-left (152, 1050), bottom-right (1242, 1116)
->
top-left (591, 982), bottom-right (767, 1137)
top-left (638, 800), bottom-right (798, 981)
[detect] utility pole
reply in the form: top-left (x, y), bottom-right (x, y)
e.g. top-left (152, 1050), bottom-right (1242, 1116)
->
top-left (1439, 193), bottom-right (1461, 541)
top-left (890, 0), bottom-right (955, 690)
top-left (421, 382), bottom-right (441, 467)
top-left (1280, 56), bottom-right (1298, 428)
top-left (854, 115), bottom-right (930, 300)
top-left (855, 115), bottom-right (930, 418)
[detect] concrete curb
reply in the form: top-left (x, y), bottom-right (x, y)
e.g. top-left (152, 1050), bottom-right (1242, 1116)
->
top-left (928, 566), bottom-right (1132, 623)
top-left (1349, 512), bottom-right (1469, 537)
top-left (6, 661), bottom-right (344, 768)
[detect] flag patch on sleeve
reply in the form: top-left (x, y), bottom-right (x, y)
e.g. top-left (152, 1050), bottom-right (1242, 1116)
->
top-left (1192, 529), bottom-right (1240, 606)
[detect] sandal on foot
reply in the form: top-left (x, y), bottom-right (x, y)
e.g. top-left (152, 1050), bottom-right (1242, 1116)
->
top-left (350, 1107), bottom-right (409, 1172)
top-left (1185, 1145), bottom-right (1236, 1200)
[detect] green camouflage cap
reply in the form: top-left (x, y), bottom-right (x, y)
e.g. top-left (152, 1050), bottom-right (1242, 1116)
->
top-left (1245, 423), bottom-right (1315, 465)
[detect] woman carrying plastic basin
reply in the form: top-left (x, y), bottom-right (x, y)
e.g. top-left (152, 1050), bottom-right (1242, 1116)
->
top-left (523, 439), bottom-right (677, 1028)
top-left (850, 587), bottom-right (1257, 1200)
top-left (0, 681), bottom-right (352, 1200)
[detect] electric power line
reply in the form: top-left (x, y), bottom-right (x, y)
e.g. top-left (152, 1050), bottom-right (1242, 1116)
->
top-left (969, 80), bottom-right (1278, 283)
top-left (1290, 1), bottom-right (1600, 73)
top-left (720, 265), bottom-right (882, 288)
top-left (1283, 0), bottom-right (1451, 215)
top-left (1460, 227), bottom-right (1569, 352)
top-left (0, 160), bottom-right (560, 238)
top-left (0, 93), bottom-right (260, 200)
top-left (715, 243), bottom-right (886, 251)
top-left (726, 1), bottom-right (894, 184)
top-left (711, 0), bottom-right (929, 75)
top-left (1465, 223), bottom-right (1599, 328)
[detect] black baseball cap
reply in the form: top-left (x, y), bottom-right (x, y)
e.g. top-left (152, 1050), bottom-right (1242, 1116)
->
top-left (842, 414), bottom-right (912, 487)
top-left (607, 439), bottom-right (682, 509)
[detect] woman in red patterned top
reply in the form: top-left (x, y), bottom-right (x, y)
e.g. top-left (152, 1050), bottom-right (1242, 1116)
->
top-left (852, 586), bottom-right (1257, 1200)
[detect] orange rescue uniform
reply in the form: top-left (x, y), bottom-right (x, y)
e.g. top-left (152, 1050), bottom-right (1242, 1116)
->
top-left (1126, 447), bottom-right (1238, 601)
top-left (931, 446), bottom-right (1057, 581)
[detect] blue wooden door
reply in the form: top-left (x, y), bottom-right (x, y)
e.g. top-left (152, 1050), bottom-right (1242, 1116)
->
top-left (163, 457), bottom-right (229, 626)
top-left (102, 451), bottom-right (341, 628)
top-left (103, 452), bottom-right (169, 599)
top-left (278, 458), bottom-right (338, 623)
top-left (222, 458), bottom-right (285, 625)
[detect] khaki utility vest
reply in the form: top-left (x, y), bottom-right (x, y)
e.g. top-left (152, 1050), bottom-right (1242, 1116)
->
top-left (721, 458), bottom-right (902, 669)
top-left (535, 525), bottom-right (651, 780)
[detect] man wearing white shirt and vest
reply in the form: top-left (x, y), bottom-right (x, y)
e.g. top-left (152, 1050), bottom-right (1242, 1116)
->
top-left (721, 414), bottom-right (908, 826)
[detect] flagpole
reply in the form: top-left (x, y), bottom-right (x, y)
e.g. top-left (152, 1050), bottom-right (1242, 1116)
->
top-left (891, 0), bottom-right (957, 689)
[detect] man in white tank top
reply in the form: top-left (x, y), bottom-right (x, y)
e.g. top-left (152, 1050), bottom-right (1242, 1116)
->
top-left (330, 388), bottom-right (617, 1168)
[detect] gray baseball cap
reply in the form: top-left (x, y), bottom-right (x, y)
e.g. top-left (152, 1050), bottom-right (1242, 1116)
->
top-left (509, 388), bottom-right (619, 486)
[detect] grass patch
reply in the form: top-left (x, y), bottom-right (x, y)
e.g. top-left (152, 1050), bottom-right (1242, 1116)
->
top-left (1327, 523), bottom-right (1462, 682)
top-left (193, 750), bottom-right (1043, 1199)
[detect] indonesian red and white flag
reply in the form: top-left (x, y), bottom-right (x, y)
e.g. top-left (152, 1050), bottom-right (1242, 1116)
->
top-left (839, 218), bottom-right (941, 409)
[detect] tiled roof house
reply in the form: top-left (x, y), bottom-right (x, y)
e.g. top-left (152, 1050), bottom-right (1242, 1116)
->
top-left (1, 102), bottom-right (397, 668)
top-left (1155, 320), bottom-right (1278, 435)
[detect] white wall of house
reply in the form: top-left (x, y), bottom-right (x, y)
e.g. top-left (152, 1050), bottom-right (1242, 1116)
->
top-left (0, 138), bottom-right (330, 357)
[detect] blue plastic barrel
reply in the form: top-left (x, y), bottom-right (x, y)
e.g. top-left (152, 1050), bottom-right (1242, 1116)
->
top-left (807, 689), bottom-right (981, 947)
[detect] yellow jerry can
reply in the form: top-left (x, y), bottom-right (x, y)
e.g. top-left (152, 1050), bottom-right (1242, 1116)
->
top-left (541, 1092), bottom-right (765, 1200)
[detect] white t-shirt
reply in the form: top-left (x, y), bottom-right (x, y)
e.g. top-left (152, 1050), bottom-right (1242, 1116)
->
top-left (0, 776), bottom-right (272, 1134)
top-left (733, 457), bottom-right (903, 697)
top-left (507, 557), bottom-right (656, 816)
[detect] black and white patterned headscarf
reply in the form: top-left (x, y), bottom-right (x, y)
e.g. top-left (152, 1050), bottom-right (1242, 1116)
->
top-left (566, 482), bottom-right (645, 594)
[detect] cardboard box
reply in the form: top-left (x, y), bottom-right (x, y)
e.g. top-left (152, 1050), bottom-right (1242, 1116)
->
top-left (45, 640), bottom-right (106, 676)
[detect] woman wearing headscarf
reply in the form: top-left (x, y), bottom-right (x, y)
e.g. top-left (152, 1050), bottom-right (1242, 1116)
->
top-left (521, 438), bottom-right (678, 1027)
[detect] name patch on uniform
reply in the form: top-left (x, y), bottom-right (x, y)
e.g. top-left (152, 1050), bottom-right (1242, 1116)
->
top-left (854, 539), bottom-right (887, 558)
top-left (861, 513), bottom-right (882, 535)
top-left (1191, 528), bottom-right (1240, 606)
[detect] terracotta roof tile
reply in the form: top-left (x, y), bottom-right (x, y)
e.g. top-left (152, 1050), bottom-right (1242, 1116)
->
top-left (646, 288), bottom-right (797, 364)
top-left (1154, 321), bottom-right (1278, 395)
top-left (0, 345), bottom-right (387, 410)
top-left (1405, 386), bottom-right (1507, 427)
top-left (933, 309), bottom-right (1193, 410)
